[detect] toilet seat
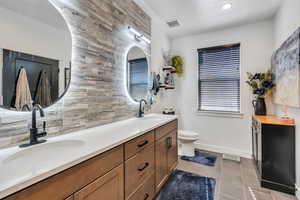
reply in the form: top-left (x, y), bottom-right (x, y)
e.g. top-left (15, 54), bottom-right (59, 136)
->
top-left (178, 130), bottom-right (198, 140)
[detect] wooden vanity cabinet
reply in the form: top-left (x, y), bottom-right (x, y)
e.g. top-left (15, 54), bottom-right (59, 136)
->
top-left (155, 121), bottom-right (178, 192)
top-left (4, 146), bottom-right (124, 200)
top-left (3, 119), bottom-right (178, 200)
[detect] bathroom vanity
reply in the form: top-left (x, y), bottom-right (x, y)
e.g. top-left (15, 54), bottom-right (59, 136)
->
top-left (0, 114), bottom-right (178, 200)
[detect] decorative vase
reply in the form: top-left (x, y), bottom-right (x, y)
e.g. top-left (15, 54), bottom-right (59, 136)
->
top-left (252, 98), bottom-right (266, 115)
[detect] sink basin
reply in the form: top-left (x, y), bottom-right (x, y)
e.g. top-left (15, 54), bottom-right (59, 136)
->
top-left (0, 140), bottom-right (85, 182)
top-left (137, 114), bottom-right (169, 123)
top-left (139, 114), bottom-right (162, 120)
top-left (3, 140), bottom-right (85, 165)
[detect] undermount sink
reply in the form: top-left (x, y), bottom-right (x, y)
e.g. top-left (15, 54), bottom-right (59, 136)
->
top-left (2, 140), bottom-right (85, 165)
top-left (137, 114), bottom-right (173, 125)
top-left (0, 140), bottom-right (85, 185)
top-left (138, 114), bottom-right (164, 121)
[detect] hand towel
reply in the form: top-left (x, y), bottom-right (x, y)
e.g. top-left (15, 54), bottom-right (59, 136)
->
top-left (35, 70), bottom-right (52, 107)
top-left (15, 68), bottom-right (33, 111)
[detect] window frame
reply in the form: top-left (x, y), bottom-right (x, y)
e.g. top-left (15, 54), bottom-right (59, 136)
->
top-left (197, 43), bottom-right (243, 117)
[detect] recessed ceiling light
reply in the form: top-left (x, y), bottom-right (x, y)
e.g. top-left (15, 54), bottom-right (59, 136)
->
top-left (222, 3), bottom-right (232, 10)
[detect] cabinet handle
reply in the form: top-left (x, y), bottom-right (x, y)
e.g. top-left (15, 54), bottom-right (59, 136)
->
top-left (137, 140), bottom-right (149, 148)
top-left (138, 162), bottom-right (149, 171)
top-left (166, 137), bottom-right (172, 149)
top-left (144, 193), bottom-right (149, 200)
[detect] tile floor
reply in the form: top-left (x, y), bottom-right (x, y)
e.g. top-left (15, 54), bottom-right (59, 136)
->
top-left (176, 151), bottom-right (296, 200)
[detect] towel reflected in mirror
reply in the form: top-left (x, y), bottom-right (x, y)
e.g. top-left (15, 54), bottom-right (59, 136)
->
top-left (35, 70), bottom-right (52, 107)
top-left (15, 68), bottom-right (33, 111)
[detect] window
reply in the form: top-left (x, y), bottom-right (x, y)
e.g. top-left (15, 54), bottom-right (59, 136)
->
top-left (198, 44), bottom-right (240, 113)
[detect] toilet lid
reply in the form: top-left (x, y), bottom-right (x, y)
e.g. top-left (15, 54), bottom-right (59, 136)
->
top-left (178, 130), bottom-right (198, 139)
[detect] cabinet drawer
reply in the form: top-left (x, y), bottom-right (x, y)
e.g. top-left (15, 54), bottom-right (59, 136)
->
top-left (125, 130), bottom-right (154, 160)
top-left (127, 174), bottom-right (155, 200)
top-left (5, 145), bottom-right (124, 200)
top-left (155, 120), bottom-right (178, 140)
top-left (74, 164), bottom-right (124, 200)
top-left (125, 144), bottom-right (155, 199)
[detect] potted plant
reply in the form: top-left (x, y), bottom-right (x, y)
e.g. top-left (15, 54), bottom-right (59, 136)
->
top-left (246, 70), bottom-right (275, 115)
top-left (171, 56), bottom-right (184, 76)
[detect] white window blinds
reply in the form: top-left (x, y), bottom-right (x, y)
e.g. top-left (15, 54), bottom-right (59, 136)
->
top-left (198, 44), bottom-right (241, 113)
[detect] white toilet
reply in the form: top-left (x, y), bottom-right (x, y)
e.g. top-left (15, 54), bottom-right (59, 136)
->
top-left (178, 130), bottom-right (199, 157)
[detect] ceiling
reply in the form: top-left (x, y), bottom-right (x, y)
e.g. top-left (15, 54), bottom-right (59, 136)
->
top-left (143, 0), bottom-right (283, 38)
top-left (0, 0), bottom-right (68, 31)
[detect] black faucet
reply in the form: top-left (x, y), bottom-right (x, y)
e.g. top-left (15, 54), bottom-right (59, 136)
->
top-left (20, 104), bottom-right (47, 148)
top-left (137, 99), bottom-right (147, 118)
top-left (21, 104), bottom-right (31, 111)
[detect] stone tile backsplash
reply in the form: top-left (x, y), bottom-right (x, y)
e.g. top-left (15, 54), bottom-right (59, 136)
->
top-left (0, 0), bottom-right (151, 148)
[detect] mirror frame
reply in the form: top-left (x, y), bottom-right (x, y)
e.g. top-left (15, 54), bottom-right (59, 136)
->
top-left (125, 45), bottom-right (150, 103)
top-left (0, 1), bottom-right (72, 112)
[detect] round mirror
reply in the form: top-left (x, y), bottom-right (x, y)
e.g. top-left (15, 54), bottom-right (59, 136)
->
top-left (0, 0), bottom-right (72, 111)
top-left (126, 46), bottom-right (149, 102)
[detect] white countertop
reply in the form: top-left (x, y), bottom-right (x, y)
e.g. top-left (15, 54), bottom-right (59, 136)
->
top-left (0, 113), bottom-right (177, 199)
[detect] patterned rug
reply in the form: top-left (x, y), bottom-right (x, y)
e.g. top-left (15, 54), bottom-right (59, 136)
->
top-left (181, 151), bottom-right (217, 166)
top-left (155, 170), bottom-right (216, 200)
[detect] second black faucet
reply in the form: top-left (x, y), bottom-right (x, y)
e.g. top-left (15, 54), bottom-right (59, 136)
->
top-left (20, 104), bottom-right (47, 148)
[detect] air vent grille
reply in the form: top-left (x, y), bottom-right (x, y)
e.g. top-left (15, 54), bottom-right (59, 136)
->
top-left (222, 154), bottom-right (241, 162)
top-left (167, 19), bottom-right (180, 28)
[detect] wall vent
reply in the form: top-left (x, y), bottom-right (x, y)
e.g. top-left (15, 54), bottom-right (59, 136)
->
top-left (222, 154), bottom-right (241, 162)
top-left (166, 19), bottom-right (180, 28)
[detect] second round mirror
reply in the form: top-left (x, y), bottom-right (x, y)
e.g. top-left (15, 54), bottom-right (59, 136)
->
top-left (126, 46), bottom-right (149, 102)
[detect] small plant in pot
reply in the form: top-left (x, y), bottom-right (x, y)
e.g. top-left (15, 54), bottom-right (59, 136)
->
top-left (171, 56), bottom-right (184, 76)
top-left (246, 70), bottom-right (275, 115)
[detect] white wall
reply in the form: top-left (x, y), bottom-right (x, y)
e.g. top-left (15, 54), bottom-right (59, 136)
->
top-left (133, 0), bottom-right (176, 112)
top-left (0, 6), bottom-right (72, 98)
top-left (273, 0), bottom-right (300, 198)
top-left (274, 0), bottom-right (300, 49)
top-left (171, 20), bottom-right (274, 158)
top-left (150, 16), bottom-right (178, 112)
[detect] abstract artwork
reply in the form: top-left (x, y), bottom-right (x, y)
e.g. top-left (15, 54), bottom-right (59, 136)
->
top-left (272, 27), bottom-right (300, 107)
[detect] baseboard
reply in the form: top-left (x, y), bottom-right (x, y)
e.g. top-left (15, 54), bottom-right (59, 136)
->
top-left (194, 142), bottom-right (252, 159)
top-left (296, 184), bottom-right (300, 200)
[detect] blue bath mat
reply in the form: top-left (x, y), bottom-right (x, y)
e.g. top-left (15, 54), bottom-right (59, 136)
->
top-left (181, 151), bottom-right (217, 166)
top-left (155, 170), bottom-right (216, 200)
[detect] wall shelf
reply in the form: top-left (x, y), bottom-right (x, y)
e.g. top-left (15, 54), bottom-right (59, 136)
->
top-left (159, 84), bottom-right (175, 90)
top-left (162, 66), bottom-right (176, 73)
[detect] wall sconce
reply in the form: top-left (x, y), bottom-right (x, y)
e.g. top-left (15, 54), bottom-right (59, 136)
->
top-left (128, 26), bottom-right (151, 44)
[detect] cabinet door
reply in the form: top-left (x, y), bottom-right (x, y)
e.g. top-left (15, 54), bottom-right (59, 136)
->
top-left (262, 125), bottom-right (295, 186)
top-left (167, 130), bottom-right (178, 172)
top-left (74, 165), bottom-right (124, 200)
top-left (155, 134), bottom-right (169, 192)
